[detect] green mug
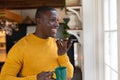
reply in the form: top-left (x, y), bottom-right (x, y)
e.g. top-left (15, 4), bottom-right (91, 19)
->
top-left (55, 66), bottom-right (67, 80)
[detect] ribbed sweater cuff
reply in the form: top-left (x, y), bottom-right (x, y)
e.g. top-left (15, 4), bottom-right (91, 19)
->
top-left (27, 75), bottom-right (37, 80)
top-left (57, 54), bottom-right (69, 65)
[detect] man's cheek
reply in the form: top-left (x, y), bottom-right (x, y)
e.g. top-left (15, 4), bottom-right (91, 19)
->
top-left (49, 22), bottom-right (55, 25)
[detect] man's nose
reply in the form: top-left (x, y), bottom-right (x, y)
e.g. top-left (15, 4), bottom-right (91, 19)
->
top-left (54, 21), bottom-right (59, 28)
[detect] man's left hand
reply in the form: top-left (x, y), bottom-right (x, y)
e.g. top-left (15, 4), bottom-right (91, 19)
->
top-left (56, 39), bottom-right (72, 56)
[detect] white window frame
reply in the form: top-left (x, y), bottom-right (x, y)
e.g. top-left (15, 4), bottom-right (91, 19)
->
top-left (117, 0), bottom-right (120, 79)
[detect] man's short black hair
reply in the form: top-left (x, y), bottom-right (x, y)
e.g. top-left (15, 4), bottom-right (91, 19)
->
top-left (35, 6), bottom-right (56, 18)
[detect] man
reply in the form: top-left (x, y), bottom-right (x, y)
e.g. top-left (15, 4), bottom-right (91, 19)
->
top-left (0, 6), bottom-right (73, 80)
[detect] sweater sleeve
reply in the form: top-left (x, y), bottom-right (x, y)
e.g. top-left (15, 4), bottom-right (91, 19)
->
top-left (0, 74), bottom-right (36, 80)
top-left (0, 45), bottom-right (37, 80)
top-left (57, 54), bottom-right (74, 78)
top-left (0, 62), bottom-right (37, 80)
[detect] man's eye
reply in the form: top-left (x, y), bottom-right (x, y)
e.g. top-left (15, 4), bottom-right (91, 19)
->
top-left (49, 19), bottom-right (55, 21)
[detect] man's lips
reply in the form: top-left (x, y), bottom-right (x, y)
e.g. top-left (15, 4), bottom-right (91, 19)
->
top-left (51, 29), bottom-right (57, 34)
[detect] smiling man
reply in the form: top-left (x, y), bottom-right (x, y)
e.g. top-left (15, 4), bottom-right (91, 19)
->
top-left (0, 6), bottom-right (74, 80)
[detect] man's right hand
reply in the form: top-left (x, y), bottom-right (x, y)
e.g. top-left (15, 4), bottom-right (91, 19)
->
top-left (37, 71), bottom-right (54, 80)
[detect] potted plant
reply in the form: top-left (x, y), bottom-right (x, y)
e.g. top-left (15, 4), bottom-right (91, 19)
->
top-left (62, 18), bottom-right (70, 39)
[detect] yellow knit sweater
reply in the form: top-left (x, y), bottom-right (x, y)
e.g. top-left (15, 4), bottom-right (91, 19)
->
top-left (0, 34), bottom-right (73, 80)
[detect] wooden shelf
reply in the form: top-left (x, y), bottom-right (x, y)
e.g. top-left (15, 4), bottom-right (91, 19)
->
top-left (0, 0), bottom-right (65, 9)
top-left (0, 30), bottom-right (6, 63)
top-left (0, 53), bottom-right (6, 62)
top-left (66, 0), bottom-right (81, 7)
top-left (0, 48), bottom-right (6, 51)
top-left (67, 28), bottom-right (82, 30)
top-left (0, 45), bottom-right (6, 50)
top-left (0, 49), bottom-right (6, 53)
top-left (0, 9), bottom-right (23, 23)
top-left (0, 31), bottom-right (6, 36)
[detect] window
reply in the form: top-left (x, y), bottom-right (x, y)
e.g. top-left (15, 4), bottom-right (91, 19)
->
top-left (104, 0), bottom-right (118, 80)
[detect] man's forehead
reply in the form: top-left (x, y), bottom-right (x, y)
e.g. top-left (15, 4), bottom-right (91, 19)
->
top-left (42, 10), bottom-right (58, 16)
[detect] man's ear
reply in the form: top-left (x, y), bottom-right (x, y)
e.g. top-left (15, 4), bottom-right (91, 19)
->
top-left (36, 18), bottom-right (41, 24)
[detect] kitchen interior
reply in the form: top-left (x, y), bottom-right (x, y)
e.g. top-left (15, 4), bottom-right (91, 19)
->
top-left (0, 0), bottom-right (83, 80)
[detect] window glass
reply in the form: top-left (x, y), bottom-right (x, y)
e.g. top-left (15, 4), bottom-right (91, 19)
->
top-left (104, 0), bottom-right (118, 80)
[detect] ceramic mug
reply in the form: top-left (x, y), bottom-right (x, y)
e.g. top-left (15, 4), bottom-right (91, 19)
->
top-left (55, 66), bottom-right (67, 80)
